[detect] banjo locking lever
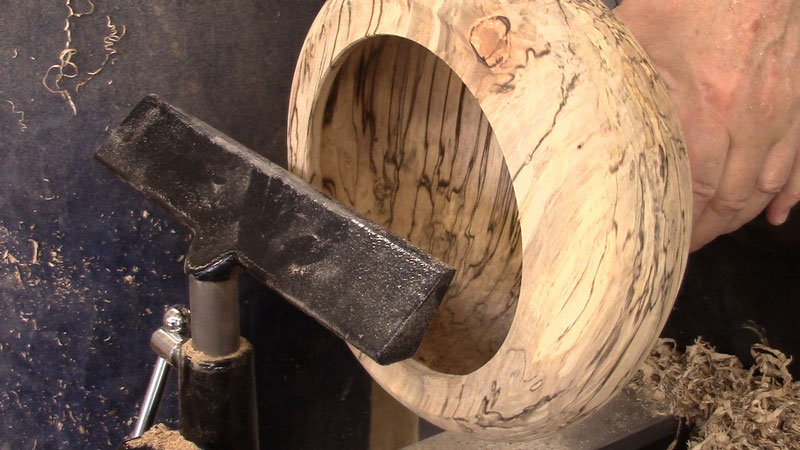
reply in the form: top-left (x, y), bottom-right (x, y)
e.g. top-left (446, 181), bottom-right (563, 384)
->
top-left (130, 305), bottom-right (191, 439)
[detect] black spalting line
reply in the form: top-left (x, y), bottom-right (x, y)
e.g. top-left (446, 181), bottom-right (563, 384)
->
top-left (379, 38), bottom-right (402, 228)
top-left (373, 0), bottom-right (383, 36)
top-left (557, 237), bottom-right (610, 342)
top-left (491, 44), bottom-right (553, 93)
top-left (476, 389), bottom-right (561, 428)
top-left (510, 71), bottom-right (580, 183)
top-left (330, 1), bottom-right (347, 67)
top-left (367, 0), bottom-right (377, 35)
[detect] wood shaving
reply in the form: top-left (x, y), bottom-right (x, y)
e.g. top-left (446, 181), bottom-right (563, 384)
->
top-left (5, 100), bottom-right (28, 132)
top-left (29, 239), bottom-right (39, 264)
top-left (42, 0), bottom-right (124, 114)
top-left (42, 0), bottom-right (89, 115)
top-left (632, 338), bottom-right (799, 449)
top-left (76, 16), bottom-right (125, 91)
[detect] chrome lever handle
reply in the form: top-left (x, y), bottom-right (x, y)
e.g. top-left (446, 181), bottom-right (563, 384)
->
top-left (129, 306), bottom-right (190, 439)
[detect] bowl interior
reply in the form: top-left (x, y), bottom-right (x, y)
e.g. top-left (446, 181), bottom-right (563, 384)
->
top-left (309, 36), bottom-right (522, 374)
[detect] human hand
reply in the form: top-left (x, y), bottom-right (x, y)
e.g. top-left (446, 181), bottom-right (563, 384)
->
top-left (614, 0), bottom-right (800, 251)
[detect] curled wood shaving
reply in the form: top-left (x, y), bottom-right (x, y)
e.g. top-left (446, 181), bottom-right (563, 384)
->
top-left (632, 338), bottom-right (800, 449)
top-left (5, 100), bottom-right (28, 132)
top-left (75, 16), bottom-right (125, 91)
top-left (42, 0), bottom-right (92, 115)
top-left (42, 0), bottom-right (124, 114)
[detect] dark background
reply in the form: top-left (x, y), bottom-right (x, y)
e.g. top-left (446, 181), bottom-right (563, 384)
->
top-left (0, 1), bottom-right (372, 449)
top-left (0, 1), bottom-right (797, 449)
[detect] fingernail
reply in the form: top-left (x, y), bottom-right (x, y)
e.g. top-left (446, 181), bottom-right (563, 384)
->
top-left (774, 210), bottom-right (789, 225)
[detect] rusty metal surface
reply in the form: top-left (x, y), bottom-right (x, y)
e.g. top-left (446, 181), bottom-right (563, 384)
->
top-left (95, 95), bottom-right (454, 365)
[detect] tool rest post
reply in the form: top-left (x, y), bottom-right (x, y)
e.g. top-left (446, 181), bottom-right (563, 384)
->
top-left (180, 273), bottom-right (259, 449)
top-left (188, 274), bottom-right (241, 356)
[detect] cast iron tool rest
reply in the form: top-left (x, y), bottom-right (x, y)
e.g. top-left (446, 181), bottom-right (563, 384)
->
top-left (97, 95), bottom-right (455, 450)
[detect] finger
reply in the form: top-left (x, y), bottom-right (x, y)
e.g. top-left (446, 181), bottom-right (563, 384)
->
top-left (690, 139), bottom-right (768, 250)
top-left (677, 100), bottom-right (730, 227)
top-left (767, 148), bottom-right (800, 225)
top-left (755, 135), bottom-right (799, 197)
top-left (763, 119), bottom-right (800, 224)
top-left (734, 134), bottom-right (800, 222)
top-left (695, 131), bottom-right (800, 248)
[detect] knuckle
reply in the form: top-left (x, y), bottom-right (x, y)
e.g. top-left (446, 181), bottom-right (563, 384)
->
top-left (698, 76), bottom-right (741, 112)
top-left (755, 176), bottom-right (785, 195)
top-left (692, 179), bottom-right (718, 204)
top-left (709, 195), bottom-right (749, 215)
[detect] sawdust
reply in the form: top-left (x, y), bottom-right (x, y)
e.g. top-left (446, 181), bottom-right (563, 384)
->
top-left (632, 338), bottom-right (800, 449)
top-left (1, 223), bottom-right (79, 296)
top-left (42, 0), bottom-right (125, 115)
top-left (1, 217), bottom-right (150, 446)
top-left (124, 424), bottom-right (199, 450)
top-left (181, 338), bottom-right (252, 362)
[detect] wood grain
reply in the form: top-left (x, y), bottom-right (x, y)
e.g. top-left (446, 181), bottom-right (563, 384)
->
top-left (288, 0), bottom-right (691, 440)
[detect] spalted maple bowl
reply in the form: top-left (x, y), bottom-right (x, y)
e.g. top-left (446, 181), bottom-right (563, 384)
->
top-left (288, 0), bottom-right (690, 440)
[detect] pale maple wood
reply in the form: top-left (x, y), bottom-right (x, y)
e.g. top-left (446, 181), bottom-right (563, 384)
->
top-left (288, 0), bottom-right (691, 440)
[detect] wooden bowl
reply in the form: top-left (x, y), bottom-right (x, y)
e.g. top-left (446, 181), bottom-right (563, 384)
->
top-left (288, 0), bottom-right (691, 440)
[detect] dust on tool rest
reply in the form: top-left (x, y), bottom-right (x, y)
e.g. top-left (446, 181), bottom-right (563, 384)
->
top-left (96, 95), bottom-right (454, 450)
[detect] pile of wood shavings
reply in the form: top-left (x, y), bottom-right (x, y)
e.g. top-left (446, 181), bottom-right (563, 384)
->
top-left (124, 424), bottom-right (199, 450)
top-left (632, 338), bottom-right (800, 449)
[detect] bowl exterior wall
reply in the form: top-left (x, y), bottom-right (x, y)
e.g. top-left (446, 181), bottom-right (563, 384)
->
top-left (288, 0), bottom-right (691, 440)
